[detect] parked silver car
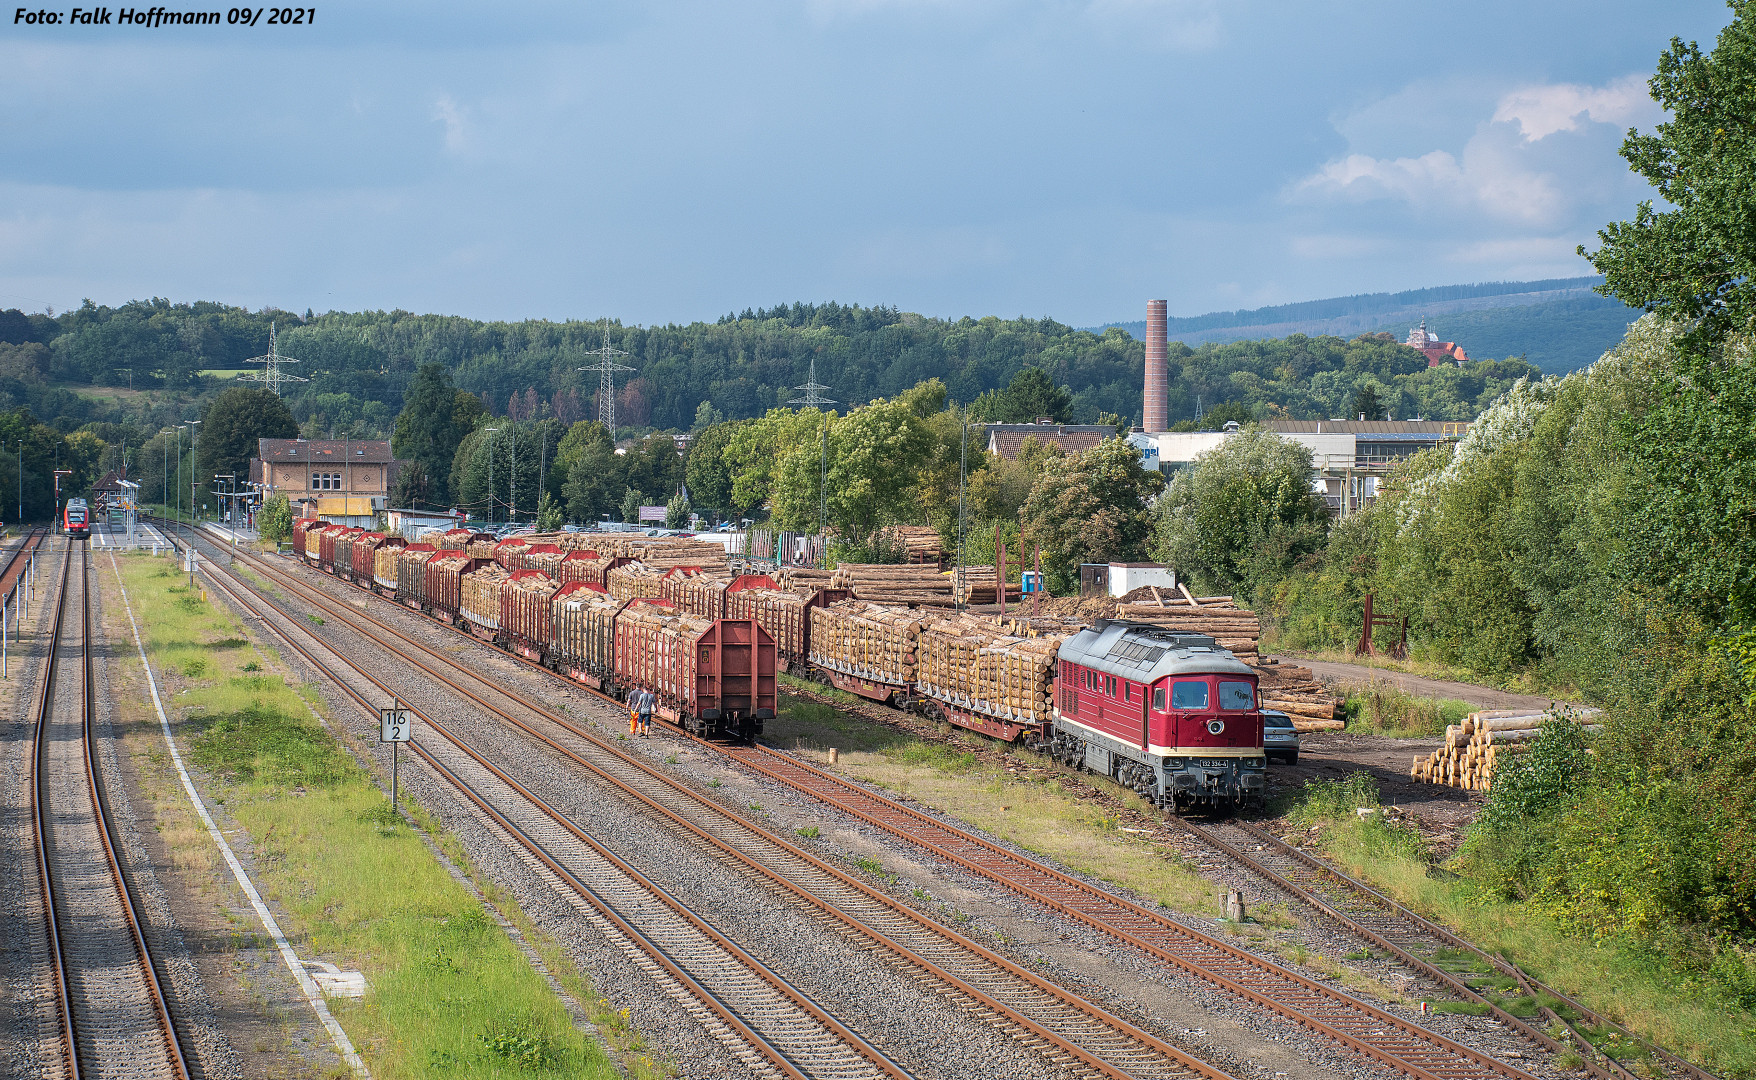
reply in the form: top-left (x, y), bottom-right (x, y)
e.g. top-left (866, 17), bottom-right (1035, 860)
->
top-left (1263, 709), bottom-right (1300, 765)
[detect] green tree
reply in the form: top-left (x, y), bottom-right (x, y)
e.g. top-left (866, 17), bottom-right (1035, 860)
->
top-left (391, 364), bottom-right (480, 506)
top-left (558, 421), bottom-right (622, 523)
top-left (1350, 384), bottom-right (1385, 421)
top-left (535, 491), bottom-right (564, 531)
top-left (1020, 438), bottom-right (1164, 592)
top-left (820, 397), bottom-right (932, 542)
top-left (620, 488), bottom-right (646, 524)
top-left (1152, 429), bottom-right (1329, 601)
top-left (723, 408), bottom-right (825, 518)
top-left (1583, 3), bottom-right (1756, 351)
top-left (259, 491), bottom-right (294, 542)
top-left (665, 494), bottom-right (691, 529)
top-left (692, 401), bottom-right (724, 431)
top-left (684, 421), bottom-right (740, 518)
top-left (195, 387), bottom-right (297, 502)
top-left (389, 459), bottom-right (431, 509)
top-left (969, 367), bottom-right (1073, 423)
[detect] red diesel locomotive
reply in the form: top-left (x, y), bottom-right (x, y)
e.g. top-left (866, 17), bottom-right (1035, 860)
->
top-left (1047, 620), bottom-right (1266, 811)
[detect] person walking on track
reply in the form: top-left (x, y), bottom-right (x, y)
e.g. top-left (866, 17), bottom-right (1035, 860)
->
top-left (628, 691), bottom-right (641, 737)
top-left (637, 687), bottom-right (655, 737)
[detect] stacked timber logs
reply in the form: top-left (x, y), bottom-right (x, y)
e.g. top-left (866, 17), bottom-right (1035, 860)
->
top-left (1113, 597), bottom-right (1262, 656)
top-left (830, 564), bottom-right (956, 606)
top-left (915, 613), bottom-right (1062, 725)
top-left (461, 564), bottom-right (510, 630)
top-left (1253, 659), bottom-right (1345, 727)
top-left (606, 562), bottom-right (667, 603)
top-left (663, 568), bottom-right (735, 620)
top-left (1411, 708), bottom-right (1601, 791)
top-left (881, 525), bottom-right (946, 566)
top-left (590, 536), bottom-right (731, 573)
top-left (808, 601), bottom-right (922, 685)
top-left (773, 566), bottom-right (836, 590)
top-left (950, 567), bottom-right (1024, 606)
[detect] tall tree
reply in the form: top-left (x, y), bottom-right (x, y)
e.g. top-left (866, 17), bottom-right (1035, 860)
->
top-left (391, 364), bottom-right (479, 507)
top-left (1583, 2), bottom-right (1756, 350)
top-left (1152, 429), bottom-right (1329, 601)
top-left (684, 421), bottom-right (740, 517)
top-left (195, 386), bottom-right (298, 506)
top-left (558, 421), bottom-right (623, 523)
top-left (1020, 437), bottom-right (1164, 592)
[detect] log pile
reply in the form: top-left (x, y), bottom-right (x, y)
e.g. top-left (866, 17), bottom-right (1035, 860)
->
top-left (1253, 659), bottom-right (1346, 727)
top-left (915, 613), bottom-right (1062, 725)
top-left (807, 601), bottom-right (922, 685)
top-left (950, 567), bottom-right (1024, 606)
top-left (1411, 708), bottom-right (1601, 791)
top-left (882, 525), bottom-right (945, 566)
top-left (663, 569), bottom-right (735, 620)
top-left (591, 536), bottom-right (731, 573)
top-left (773, 566), bottom-right (837, 590)
top-left (1112, 598), bottom-right (1262, 656)
top-left (830, 564), bottom-right (956, 606)
top-left (606, 562), bottom-right (667, 603)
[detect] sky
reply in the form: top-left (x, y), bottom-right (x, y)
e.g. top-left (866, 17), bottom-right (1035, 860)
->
top-left (0, 1), bottom-right (1733, 327)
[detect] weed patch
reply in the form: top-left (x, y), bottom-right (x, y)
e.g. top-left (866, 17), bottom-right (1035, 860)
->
top-left (1340, 682), bottom-right (1473, 738)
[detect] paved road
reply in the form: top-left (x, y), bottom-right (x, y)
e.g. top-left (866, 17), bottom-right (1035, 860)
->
top-left (1281, 656), bottom-right (1573, 711)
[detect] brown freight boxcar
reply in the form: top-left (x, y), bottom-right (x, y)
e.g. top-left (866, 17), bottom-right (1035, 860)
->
top-left (424, 552), bottom-right (490, 623)
top-left (396, 544), bottom-right (439, 609)
top-left (372, 538), bottom-right (408, 594)
top-left (615, 600), bottom-right (776, 740)
top-left (501, 568), bottom-right (561, 659)
top-left (550, 583), bottom-right (621, 687)
top-left (660, 566), bottom-right (720, 617)
top-left (726, 582), bottom-right (850, 672)
top-left (461, 564), bottom-right (510, 639)
top-left (560, 550), bottom-right (629, 587)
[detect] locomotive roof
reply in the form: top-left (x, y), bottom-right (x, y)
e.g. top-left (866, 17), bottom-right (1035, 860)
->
top-left (1057, 619), bottom-right (1256, 684)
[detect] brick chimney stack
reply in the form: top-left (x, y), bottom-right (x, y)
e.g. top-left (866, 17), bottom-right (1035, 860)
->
top-left (1143, 299), bottom-right (1168, 432)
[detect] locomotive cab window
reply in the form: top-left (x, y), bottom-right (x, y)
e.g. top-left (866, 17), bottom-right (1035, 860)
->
top-left (1218, 681), bottom-right (1255, 710)
top-left (1170, 680), bottom-right (1209, 710)
top-left (1151, 685), bottom-right (1165, 711)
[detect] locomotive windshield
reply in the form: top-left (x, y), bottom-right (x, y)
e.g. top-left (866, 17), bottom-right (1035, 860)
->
top-left (1170, 680), bottom-right (1209, 710)
top-left (1218, 681), bottom-right (1255, 710)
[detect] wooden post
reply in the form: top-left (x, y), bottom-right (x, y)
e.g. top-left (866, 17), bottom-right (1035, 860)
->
top-left (1355, 593), bottom-right (1375, 657)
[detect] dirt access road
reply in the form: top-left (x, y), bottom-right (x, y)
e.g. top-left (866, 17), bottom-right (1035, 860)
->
top-left (1286, 656), bottom-right (1573, 711)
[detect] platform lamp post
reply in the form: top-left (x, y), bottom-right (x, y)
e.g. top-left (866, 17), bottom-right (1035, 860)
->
top-left (185, 420), bottom-right (202, 524)
top-left (160, 428), bottom-right (176, 525)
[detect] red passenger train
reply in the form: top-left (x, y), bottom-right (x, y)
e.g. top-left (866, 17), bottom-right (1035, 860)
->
top-left (63, 498), bottom-right (90, 538)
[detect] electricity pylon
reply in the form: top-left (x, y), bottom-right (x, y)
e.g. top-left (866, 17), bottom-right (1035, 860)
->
top-left (789, 358), bottom-right (836, 556)
top-left (237, 322), bottom-right (309, 396)
top-left (578, 321), bottom-right (634, 438)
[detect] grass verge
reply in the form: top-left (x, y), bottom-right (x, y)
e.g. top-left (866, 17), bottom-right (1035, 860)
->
top-left (105, 551), bottom-right (644, 1079)
top-left (1277, 774), bottom-right (1756, 1078)
top-left (1339, 681), bottom-right (1475, 739)
top-left (768, 692), bottom-right (1215, 913)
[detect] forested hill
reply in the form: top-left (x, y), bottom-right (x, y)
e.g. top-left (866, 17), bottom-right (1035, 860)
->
top-left (0, 298), bottom-right (1540, 444)
top-left (1101, 278), bottom-right (1637, 373)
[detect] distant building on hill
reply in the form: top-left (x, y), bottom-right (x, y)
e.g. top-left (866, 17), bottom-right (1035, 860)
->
top-left (1405, 319), bottom-right (1469, 366)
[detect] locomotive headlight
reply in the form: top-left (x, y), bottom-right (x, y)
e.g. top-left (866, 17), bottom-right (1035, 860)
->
top-left (1206, 719), bottom-right (1225, 735)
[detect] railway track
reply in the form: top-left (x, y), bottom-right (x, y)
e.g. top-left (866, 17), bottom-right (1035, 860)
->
top-left (1180, 818), bottom-right (1716, 1080)
top-left (31, 538), bottom-right (190, 1079)
top-left (173, 525), bottom-right (1235, 1080)
top-left (162, 522), bottom-right (1566, 1080)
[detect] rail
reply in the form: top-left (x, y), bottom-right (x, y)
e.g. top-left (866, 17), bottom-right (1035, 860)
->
top-left (165, 518), bottom-right (1238, 1080)
top-left (160, 520), bottom-right (1557, 1080)
top-left (30, 538), bottom-right (190, 1079)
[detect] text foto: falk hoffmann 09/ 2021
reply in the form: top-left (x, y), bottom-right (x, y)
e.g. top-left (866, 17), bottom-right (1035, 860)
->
top-left (14, 7), bottom-right (314, 26)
